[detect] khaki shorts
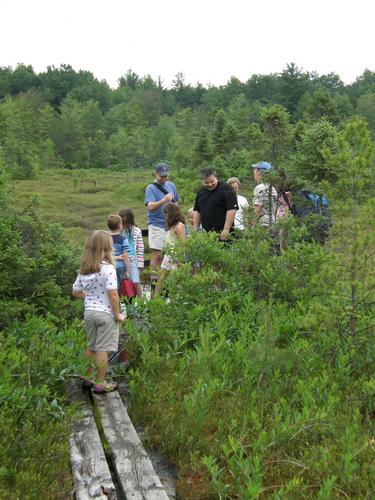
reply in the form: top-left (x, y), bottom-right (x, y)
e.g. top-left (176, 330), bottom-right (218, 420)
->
top-left (148, 224), bottom-right (167, 251)
top-left (84, 310), bottom-right (119, 352)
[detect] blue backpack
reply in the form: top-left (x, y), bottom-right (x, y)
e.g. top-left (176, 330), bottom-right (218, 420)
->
top-left (293, 191), bottom-right (331, 243)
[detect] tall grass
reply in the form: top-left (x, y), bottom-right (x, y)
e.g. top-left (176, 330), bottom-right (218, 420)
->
top-left (9, 168), bottom-right (156, 247)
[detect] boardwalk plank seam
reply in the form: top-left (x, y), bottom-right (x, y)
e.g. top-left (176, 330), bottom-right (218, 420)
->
top-left (94, 391), bottom-right (169, 500)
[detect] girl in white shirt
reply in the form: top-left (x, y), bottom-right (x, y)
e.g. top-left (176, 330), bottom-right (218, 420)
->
top-left (72, 230), bottom-right (125, 393)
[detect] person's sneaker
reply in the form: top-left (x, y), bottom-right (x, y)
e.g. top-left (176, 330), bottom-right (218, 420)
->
top-left (93, 381), bottom-right (118, 394)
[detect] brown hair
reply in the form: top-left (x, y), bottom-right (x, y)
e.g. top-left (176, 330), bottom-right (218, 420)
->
top-left (79, 230), bottom-right (115, 275)
top-left (202, 168), bottom-right (216, 178)
top-left (163, 203), bottom-right (185, 229)
top-left (118, 208), bottom-right (135, 229)
top-left (107, 214), bottom-right (122, 231)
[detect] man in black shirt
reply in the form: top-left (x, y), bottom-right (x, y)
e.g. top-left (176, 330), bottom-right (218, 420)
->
top-left (193, 169), bottom-right (238, 240)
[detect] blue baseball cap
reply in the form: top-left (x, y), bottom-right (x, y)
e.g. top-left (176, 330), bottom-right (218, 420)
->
top-left (155, 163), bottom-right (169, 176)
top-left (251, 161), bottom-right (273, 171)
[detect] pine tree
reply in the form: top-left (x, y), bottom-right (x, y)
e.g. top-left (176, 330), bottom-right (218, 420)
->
top-left (259, 104), bottom-right (293, 166)
top-left (327, 117), bottom-right (375, 340)
top-left (195, 127), bottom-right (213, 166)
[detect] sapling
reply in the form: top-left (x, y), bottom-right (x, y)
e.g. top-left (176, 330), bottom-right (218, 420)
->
top-left (325, 117), bottom-right (375, 341)
top-left (259, 104), bottom-right (293, 167)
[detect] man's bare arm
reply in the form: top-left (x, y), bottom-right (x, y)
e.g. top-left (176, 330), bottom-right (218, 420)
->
top-left (223, 209), bottom-right (236, 232)
top-left (220, 209), bottom-right (236, 240)
top-left (147, 193), bottom-right (173, 211)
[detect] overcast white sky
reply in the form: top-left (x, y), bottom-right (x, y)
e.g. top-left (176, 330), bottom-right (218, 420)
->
top-left (0, 0), bottom-right (374, 88)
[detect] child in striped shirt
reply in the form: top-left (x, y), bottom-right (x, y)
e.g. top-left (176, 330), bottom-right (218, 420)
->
top-left (119, 208), bottom-right (144, 299)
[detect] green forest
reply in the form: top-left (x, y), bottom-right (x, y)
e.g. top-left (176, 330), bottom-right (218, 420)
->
top-left (1, 62), bottom-right (375, 179)
top-left (1, 62), bottom-right (375, 498)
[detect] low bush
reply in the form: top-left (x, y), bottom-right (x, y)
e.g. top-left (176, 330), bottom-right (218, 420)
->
top-left (0, 184), bottom-right (85, 497)
top-left (0, 190), bottom-right (80, 329)
top-left (0, 316), bottom-right (86, 498)
top-left (129, 217), bottom-right (375, 497)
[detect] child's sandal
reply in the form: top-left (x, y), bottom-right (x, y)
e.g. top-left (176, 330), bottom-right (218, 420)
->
top-left (80, 376), bottom-right (94, 389)
top-left (93, 381), bottom-right (118, 394)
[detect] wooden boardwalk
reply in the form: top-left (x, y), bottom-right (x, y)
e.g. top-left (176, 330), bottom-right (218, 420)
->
top-left (95, 391), bottom-right (169, 499)
top-left (68, 380), bottom-right (116, 499)
top-left (68, 380), bottom-right (170, 500)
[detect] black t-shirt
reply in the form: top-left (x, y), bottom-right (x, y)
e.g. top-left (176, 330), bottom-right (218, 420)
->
top-left (194, 181), bottom-right (238, 232)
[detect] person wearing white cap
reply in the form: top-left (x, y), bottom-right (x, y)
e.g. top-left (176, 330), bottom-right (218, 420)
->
top-left (251, 161), bottom-right (277, 227)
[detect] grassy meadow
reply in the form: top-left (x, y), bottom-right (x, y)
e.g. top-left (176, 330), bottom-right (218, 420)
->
top-left (9, 168), bottom-right (202, 252)
top-left (9, 168), bottom-right (255, 248)
top-left (10, 169), bottom-right (151, 248)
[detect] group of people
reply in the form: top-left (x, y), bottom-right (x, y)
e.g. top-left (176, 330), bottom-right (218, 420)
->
top-left (72, 160), bottom-right (286, 393)
top-left (146, 161), bottom-right (281, 276)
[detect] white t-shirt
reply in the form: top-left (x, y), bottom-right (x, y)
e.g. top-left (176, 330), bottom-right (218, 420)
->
top-left (253, 183), bottom-right (277, 227)
top-left (234, 194), bottom-right (249, 230)
top-left (72, 262), bottom-right (117, 316)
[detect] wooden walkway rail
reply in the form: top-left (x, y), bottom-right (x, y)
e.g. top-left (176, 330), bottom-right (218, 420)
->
top-left (68, 380), bottom-right (169, 500)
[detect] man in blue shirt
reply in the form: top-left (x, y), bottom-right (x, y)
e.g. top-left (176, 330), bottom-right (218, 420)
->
top-left (144, 163), bottom-right (179, 272)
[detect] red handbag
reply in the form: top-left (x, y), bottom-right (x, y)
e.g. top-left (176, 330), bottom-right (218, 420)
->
top-left (119, 279), bottom-right (136, 298)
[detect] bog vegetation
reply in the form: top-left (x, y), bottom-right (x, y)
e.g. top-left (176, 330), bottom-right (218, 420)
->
top-left (1, 63), bottom-right (375, 498)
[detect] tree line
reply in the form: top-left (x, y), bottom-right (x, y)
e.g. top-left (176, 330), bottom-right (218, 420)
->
top-left (1, 62), bottom-right (375, 183)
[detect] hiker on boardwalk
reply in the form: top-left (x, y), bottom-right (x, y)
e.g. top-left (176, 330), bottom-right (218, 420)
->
top-left (193, 168), bottom-right (238, 240)
top-left (251, 162), bottom-right (277, 227)
top-left (72, 230), bottom-right (125, 394)
top-left (227, 177), bottom-right (249, 230)
top-left (154, 203), bottom-right (186, 297)
top-left (107, 214), bottom-right (130, 292)
top-left (145, 163), bottom-right (179, 273)
top-left (119, 208), bottom-right (144, 299)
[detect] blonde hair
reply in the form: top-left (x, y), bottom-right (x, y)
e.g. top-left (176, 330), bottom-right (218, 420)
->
top-left (79, 230), bottom-right (115, 275)
top-left (227, 177), bottom-right (241, 188)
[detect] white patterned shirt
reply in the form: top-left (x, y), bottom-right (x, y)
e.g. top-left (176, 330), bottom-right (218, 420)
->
top-left (72, 262), bottom-right (117, 316)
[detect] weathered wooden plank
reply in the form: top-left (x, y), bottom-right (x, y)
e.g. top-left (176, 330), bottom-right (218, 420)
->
top-left (94, 391), bottom-right (169, 500)
top-left (67, 380), bottom-right (116, 500)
